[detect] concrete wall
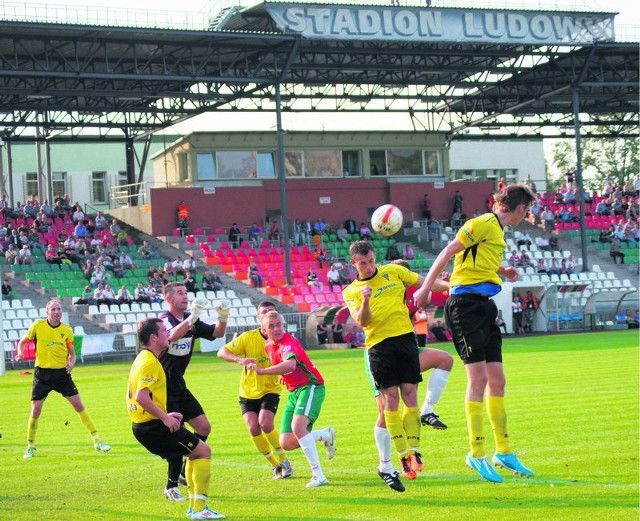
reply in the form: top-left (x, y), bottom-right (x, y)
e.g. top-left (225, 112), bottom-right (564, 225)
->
top-left (147, 180), bottom-right (495, 237)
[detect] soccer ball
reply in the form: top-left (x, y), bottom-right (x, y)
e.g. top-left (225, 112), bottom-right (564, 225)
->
top-left (371, 204), bottom-right (403, 236)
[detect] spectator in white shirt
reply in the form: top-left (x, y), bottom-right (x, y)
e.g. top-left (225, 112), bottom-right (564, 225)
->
top-left (116, 285), bottom-right (134, 305)
top-left (17, 245), bottom-right (33, 265)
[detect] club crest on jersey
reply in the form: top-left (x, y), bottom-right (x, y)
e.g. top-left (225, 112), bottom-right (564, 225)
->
top-left (383, 273), bottom-right (390, 281)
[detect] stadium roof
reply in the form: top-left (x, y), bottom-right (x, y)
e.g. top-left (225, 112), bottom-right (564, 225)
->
top-left (0, 1), bottom-right (637, 142)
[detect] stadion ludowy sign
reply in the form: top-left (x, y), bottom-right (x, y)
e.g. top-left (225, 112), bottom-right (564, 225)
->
top-left (266, 4), bottom-right (615, 45)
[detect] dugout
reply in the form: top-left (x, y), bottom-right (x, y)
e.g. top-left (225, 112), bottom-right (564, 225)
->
top-left (494, 282), bottom-right (546, 335)
top-left (583, 289), bottom-right (639, 330)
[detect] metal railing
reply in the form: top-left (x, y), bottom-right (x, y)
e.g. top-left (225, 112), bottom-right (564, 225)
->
top-left (109, 182), bottom-right (147, 209)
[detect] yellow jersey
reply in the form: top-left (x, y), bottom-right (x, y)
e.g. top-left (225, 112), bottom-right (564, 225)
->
top-left (450, 212), bottom-right (505, 288)
top-left (127, 349), bottom-right (167, 424)
top-left (223, 328), bottom-right (282, 399)
top-left (24, 319), bottom-right (74, 369)
top-left (343, 263), bottom-right (419, 349)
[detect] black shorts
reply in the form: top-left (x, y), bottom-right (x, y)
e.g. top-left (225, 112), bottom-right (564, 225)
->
top-left (31, 367), bottom-right (79, 401)
top-left (445, 294), bottom-right (502, 365)
top-left (239, 393), bottom-right (280, 416)
top-left (367, 333), bottom-right (422, 390)
top-left (166, 382), bottom-right (205, 423)
top-left (132, 420), bottom-right (200, 460)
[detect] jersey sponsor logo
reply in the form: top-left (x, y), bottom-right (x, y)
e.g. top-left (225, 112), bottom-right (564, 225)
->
top-left (373, 282), bottom-right (395, 298)
top-left (167, 338), bottom-right (192, 356)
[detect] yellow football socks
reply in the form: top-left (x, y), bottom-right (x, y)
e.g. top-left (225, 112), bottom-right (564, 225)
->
top-left (465, 400), bottom-right (485, 458)
top-left (191, 458), bottom-right (211, 513)
top-left (185, 459), bottom-right (195, 509)
top-left (27, 415), bottom-right (39, 446)
top-left (251, 433), bottom-right (280, 467)
top-left (402, 406), bottom-right (421, 452)
top-left (487, 395), bottom-right (511, 454)
top-left (264, 429), bottom-right (287, 463)
top-left (77, 409), bottom-right (97, 438)
top-left (383, 409), bottom-right (407, 454)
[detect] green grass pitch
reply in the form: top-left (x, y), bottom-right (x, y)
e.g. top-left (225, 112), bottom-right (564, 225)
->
top-left (0, 330), bottom-right (638, 520)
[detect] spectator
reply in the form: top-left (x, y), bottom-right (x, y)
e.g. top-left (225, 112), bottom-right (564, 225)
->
top-left (76, 285), bottom-right (95, 305)
top-left (337, 263), bottom-right (355, 285)
top-left (95, 211), bottom-right (107, 231)
top-left (384, 242), bottom-right (402, 261)
top-left (402, 244), bottom-right (415, 260)
top-left (536, 259), bottom-right (548, 274)
top-left (90, 266), bottom-right (110, 288)
top-left (17, 244), bottom-right (33, 265)
top-left (313, 244), bottom-right (332, 269)
top-left (326, 264), bottom-right (342, 290)
top-left (595, 229), bottom-right (611, 243)
top-left (44, 244), bottom-right (60, 265)
top-left (421, 193), bottom-right (432, 221)
top-left (549, 230), bottom-right (560, 251)
top-left (508, 250), bottom-right (520, 268)
top-left (452, 190), bottom-right (464, 213)
top-left (359, 222), bottom-right (372, 240)
top-left (307, 266), bottom-right (323, 290)
top-left (495, 309), bottom-right (508, 334)
top-left (134, 281), bottom-right (150, 303)
top-left (182, 269), bottom-right (198, 293)
top-left (183, 256), bottom-right (197, 273)
top-left (313, 218), bottom-right (328, 236)
top-left (2, 279), bottom-right (13, 300)
top-left (202, 270), bottom-right (223, 292)
top-left (520, 250), bottom-right (534, 268)
top-left (430, 320), bottom-right (450, 342)
top-left (119, 251), bottom-right (134, 271)
top-left (109, 219), bottom-right (121, 242)
top-left (344, 217), bottom-right (357, 234)
top-left (137, 239), bottom-right (154, 260)
top-left (535, 233), bottom-right (550, 251)
top-left (512, 294), bottom-right (525, 334)
top-left (116, 285), bottom-right (134, 305)
top-left (92, 283), bottom-right (110, 306)
top-left (541, 206), bottom-right (555, 232)
top-left (548, 258), bottom-right (561, 275)
top-left (268, 220), bottom-right (280, 241)
top-left (522, 291), bottom-right (538, 333)
top-left (451, 210), bottom-right (464, 228)
top-left (111, 258), bottom-right (126, 279)
top-left (116, 229), bottom-right (129, 246)
top-left (145, 281), bottom-right (163, 303)
top-left (163, 257), bottom-right (177, 278)
top-left (228, 223), bottom-right (242, 247)
top-left (332, 322), bottom-right (344, 343)
top-left (566, 256), bottom-right (577, 274)
top-left (74, 220), bottom-right (88, 239)
top-left (248, 222), bottom-right (262, 245)
top-left (497, 178), bottom-right (507, 192)
top-left (316, 321), bottom-right (330, 344)
top-left (336, 223), bottom-right (348, 243)
top-left (248, 258), bottom-right (263, 288)
top-left (609, 238), bottom-right (625, 264)
top-left (171, 257), bottom-right (184, 276)
top-left (517, 231), bottom-right (532, 250)
top-left (176, 200), bottom-right (189, 235)
top-left (102, 284), bottom-right (118, 306)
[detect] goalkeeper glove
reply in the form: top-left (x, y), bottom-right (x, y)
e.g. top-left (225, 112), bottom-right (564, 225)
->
top-left (215, 299), bottom-right (231, 323)
top-left (188, 297), bottom-right (208, 325)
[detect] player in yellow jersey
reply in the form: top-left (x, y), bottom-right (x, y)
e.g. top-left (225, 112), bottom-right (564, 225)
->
top-left (414, 184), bottom-right (536, 483)
top-left (128, 318), bottom-right (225, 520)
top-left (15, 299), bottom-right (111, 459)
top-left (343, 240), bottom-right (449, 485)
top-left (217, 300), bottom-right (293, 479)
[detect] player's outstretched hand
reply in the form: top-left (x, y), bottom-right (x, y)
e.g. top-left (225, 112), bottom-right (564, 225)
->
top-left (189, 297), bottom-right (209, 325)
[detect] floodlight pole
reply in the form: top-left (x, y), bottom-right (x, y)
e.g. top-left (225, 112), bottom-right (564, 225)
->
top-left (573, 88), bottom-right (589, 272)
top-left (275, 83), bottom-right (292, 286)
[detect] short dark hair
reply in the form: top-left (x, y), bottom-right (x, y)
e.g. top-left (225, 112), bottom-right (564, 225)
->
top-left (349, 240), bottom-right (374, 259)
top-left (257, 300), bottom-right (277, 312)
top-left (494, 184), bottom-right (535, 212)
top-left (164, 281), bottom-right (185, 298)
top-left (138, 318), bottom-right (163, 346)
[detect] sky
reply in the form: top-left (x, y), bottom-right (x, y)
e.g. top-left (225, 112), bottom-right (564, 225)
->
top-left (13, 0), bottom-right (640, 26)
